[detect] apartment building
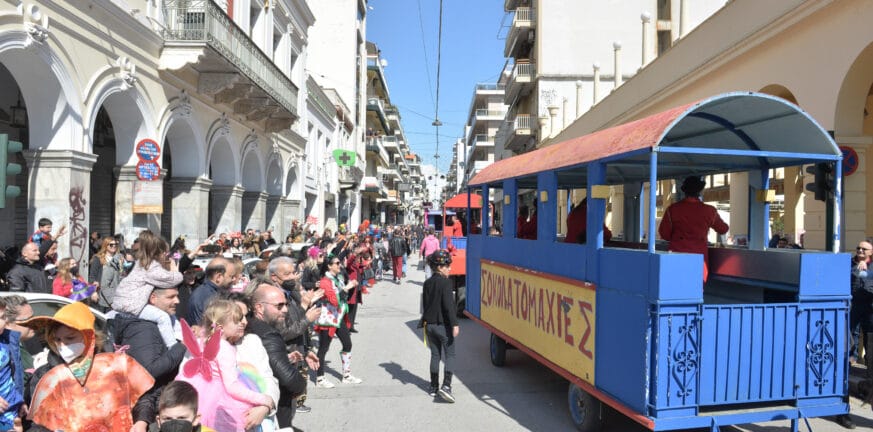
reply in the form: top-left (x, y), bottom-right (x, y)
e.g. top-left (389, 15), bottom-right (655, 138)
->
top-left (361, 42), bottom-right (422, 226)
top-left (552, 0), bottom-right (873, 251)
top-left (499, 0), bottom-right (726, 155)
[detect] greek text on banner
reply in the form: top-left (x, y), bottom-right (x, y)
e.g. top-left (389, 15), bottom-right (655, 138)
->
top-left (480, 259), bottom-right (595, 384)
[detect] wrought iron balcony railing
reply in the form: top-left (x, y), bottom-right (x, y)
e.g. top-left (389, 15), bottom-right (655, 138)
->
top-left (161, 0), bottom-right (298, 117)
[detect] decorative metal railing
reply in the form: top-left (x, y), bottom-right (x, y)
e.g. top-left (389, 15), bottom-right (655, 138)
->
top-left (307, 77), bottom-right (334, 120)
top-left (161, 0), bottom-right (298, 116)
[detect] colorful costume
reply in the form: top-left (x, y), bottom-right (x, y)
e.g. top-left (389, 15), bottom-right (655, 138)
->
top-left (24, 301), bottom-right (155, 431)
top-left (177, 320), bottom-right (272, 432)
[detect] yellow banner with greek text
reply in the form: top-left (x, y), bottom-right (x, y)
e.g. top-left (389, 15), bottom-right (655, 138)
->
top-left (480, 260), bottom-right (595, 384)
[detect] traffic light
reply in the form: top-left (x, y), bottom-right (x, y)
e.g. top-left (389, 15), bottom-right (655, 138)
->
top-left (805, 162), bottom-right (834, 202)
top-left (0, 134), bottom-right (23, 209)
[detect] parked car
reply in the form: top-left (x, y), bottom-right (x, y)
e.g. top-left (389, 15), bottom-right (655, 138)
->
top-left (0, 293), bottom-right (109, 360)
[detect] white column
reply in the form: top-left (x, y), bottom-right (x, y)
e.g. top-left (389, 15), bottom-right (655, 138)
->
top-left (266, 195), bottom-right (284, 239)
top-left (538, 115), bottom-right (550, 144)
top-left (729, 172), bottom-right (749, 243)
top-left (641, 12), bottom-right (652, 66)
top-left (613, 41), bottom-right (623, 88)
top-left (210, 186), bottom-right (244, 233)
top-left (592, 63), bottom-right (601, 105)
top-left (548, 106), bottom-right (560, 138)
top-left (679, 0), bottom-right (689, 38)
top-left (242, 191), bottom-right (268, 231)
top-left (561, 98), bottom-right (568, 132)
top-left (575, 80), bottom-right (583, 118)
top-left (170, 177), bottom-right (212, 245)
top-left (23, 149), bottom-right (97, 270)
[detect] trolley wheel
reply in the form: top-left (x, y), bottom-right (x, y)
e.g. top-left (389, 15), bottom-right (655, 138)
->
top-left (490, 333), bottom-right (507, 367)
top-left (568, 383), bottom-right (602, 432)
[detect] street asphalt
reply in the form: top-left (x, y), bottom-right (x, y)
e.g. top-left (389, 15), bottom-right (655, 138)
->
top-left (293, 256), bottom-right (873, 432)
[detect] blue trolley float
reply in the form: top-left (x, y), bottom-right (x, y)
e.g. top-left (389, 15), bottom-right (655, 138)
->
top-left (461, 93), bottom-right (850, 432)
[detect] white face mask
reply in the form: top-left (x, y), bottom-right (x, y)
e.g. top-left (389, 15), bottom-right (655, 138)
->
top-left (57, 342), bottom-right (86, 363)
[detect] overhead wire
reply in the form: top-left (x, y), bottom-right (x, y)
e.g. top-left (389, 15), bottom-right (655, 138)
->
top-left (433, 0), bottom-right (444, 197)
top-left (416, 0), bottom-right (436, 109)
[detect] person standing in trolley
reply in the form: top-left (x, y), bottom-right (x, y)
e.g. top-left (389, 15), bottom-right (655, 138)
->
top-left (419, 249), bottom-right (459, 403)
top-left (658, 176), bottom-right (729, 281)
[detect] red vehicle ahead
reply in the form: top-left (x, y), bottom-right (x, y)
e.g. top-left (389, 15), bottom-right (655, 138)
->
top-left (440, 192), bottom-right (483, 316)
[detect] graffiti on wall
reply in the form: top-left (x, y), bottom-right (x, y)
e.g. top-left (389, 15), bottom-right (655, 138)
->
top-left (68, 186), bottom-right (88, 266)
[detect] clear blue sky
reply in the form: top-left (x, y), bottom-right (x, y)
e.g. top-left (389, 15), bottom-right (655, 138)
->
top-left (367, 0), bottom-right (507, 173)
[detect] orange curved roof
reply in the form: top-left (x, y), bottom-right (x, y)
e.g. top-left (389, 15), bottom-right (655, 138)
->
top-left (444, 193), bottom-right (482, 209)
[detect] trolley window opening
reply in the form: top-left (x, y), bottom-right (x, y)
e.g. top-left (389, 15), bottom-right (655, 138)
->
top-left (487, 184), bottom-right (503, 237)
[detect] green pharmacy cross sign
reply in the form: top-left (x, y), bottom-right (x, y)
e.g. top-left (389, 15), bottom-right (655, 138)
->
top-left (333, 149), bottom-right (356, 167)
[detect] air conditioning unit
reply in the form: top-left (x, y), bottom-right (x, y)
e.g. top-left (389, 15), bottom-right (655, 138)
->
top-left (527, 30), bottom-right (535, 43)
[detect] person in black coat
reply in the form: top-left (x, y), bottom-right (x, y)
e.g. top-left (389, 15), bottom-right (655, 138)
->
top-left (7, 242), bottom-right (50, 293)
top-left (248, 283), bottom-right (313, 428)
top-left (419, 249), bottom-right (459, 403)
top-left (110, 286), bottom-right (187, 430)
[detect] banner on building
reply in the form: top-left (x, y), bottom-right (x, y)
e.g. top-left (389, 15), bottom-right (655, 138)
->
top-left (132, 180), bottom-right (163, 214)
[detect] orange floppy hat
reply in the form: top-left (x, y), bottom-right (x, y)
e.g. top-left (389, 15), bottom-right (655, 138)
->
top-left (19, 300), bottom-right (96, 334)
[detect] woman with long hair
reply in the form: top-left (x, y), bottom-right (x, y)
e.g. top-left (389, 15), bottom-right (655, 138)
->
top-left (314, 255), bottom-right (361, 388)
top-left (300, 246), bottom-right (324, 291)
top-left (344, 246), bottom-right (370, 333)
top-left (52, 258), bottom-right (98, 303)
top-left (227, 237), bottom-right (245, 254)
top-left (88, 236), bottom-right (122, 309)
top-left (419, 249), bottom-right (460, 403)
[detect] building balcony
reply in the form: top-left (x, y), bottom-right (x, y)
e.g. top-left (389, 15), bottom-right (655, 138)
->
top-left (472, 134), bottom-right (495, 149)
top-left (307, 77), bottom-right (335, 122)
top-left (378, 165), bottom-right (400, 180)
top-left (475, 109), bottom-right (505, 121)
top-left (505, 7), bottom-right (535, 58)
top-left (503, 114), bottom-right (534, 153)
top-left (504, 0), bottom-right (521, 11)
top-left (365, 137), bottom-right (391, 167)
top-left (378, 189), bottom-right (399, 205)
top-left (382, 135), bottom-right (400, 154)
top-left (385, 105), bottom-right (401, 129)
top-left (475, 82), bottom-right (506, 95)
top-left (505, 61), bottom-right (535, 106)
top-left (366, 97), bottom-right (391, 134)
top-left (465, 160), bottom-right (492, 181)
top-left (366, 55), bottom-right (389, 99)
top-left (360, 176), bottom-right (387, 198)
top-left (159, 0), bottom-right (298, 132)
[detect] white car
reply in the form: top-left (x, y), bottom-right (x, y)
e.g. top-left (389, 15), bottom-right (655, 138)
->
top-left (1, 292), bottom-right (108, 328)
top-left (0, 293), bottom-right (109, 363)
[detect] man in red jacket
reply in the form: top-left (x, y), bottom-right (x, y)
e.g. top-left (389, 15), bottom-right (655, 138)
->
top-left (658, 176), bottom-right (729, 281)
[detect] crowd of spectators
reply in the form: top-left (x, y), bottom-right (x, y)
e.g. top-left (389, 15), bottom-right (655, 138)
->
top-left (0, 216), bottom-right (424, 431)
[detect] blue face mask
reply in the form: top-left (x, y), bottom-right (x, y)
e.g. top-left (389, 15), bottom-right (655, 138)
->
top-left (123, 261), bottom-right (134, 271)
